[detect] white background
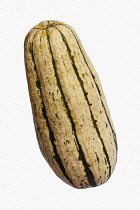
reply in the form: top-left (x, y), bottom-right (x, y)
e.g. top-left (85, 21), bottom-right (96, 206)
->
top-left (1, 0), bottom-right (140, 209)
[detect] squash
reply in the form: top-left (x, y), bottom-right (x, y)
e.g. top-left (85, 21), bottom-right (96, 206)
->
top-left (24, 20), bottom-right (117, 189)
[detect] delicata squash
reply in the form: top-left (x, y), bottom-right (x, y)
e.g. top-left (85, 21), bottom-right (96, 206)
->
top-left (24, 20), bottom-right (117, 189)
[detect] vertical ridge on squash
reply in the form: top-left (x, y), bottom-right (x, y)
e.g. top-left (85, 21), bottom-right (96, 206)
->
top-left (24, 20), bottom-right (117, 189)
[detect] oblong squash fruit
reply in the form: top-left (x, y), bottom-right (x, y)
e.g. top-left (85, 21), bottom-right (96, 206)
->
top-left (24, 20), bottom-right (117, 189)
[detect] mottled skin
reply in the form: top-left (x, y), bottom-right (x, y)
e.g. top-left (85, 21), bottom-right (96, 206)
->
top-left (24, 20), bottom-right (117, 189)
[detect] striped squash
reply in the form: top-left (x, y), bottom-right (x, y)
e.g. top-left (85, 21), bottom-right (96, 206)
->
top-left (24, 20), bottom-right (117, 189)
